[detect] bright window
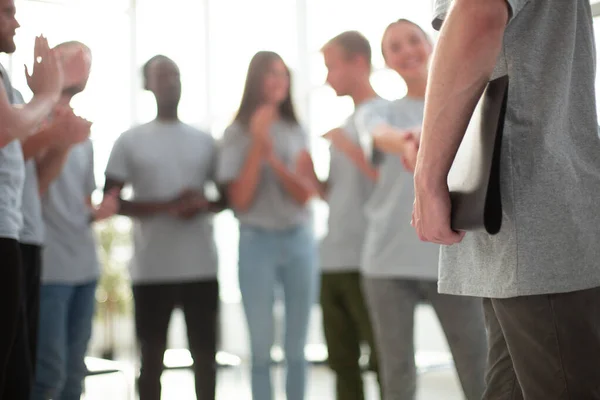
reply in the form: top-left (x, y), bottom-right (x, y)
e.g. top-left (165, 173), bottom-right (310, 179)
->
top-left (134, 0), bottom-right (208, 127)
top-left (8, 0), bottom-right (133, 183)
top-left (207, 0), bottom-right (299, 138)
top-left (0, 0), bottom-right (436, 302)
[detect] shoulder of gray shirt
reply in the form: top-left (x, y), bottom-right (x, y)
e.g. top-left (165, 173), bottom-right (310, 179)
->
top-left (432, 0), bottom-right (527, 30)
top-left (118, 121), bottom-right (215, 146)
top-left (221, 119), bottom-right (306, 144)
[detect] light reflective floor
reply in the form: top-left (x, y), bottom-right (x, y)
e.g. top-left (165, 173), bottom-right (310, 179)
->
top-left (84, 364), bottom-right (464, 400)
top-left (84, 303), bottom-right (469, 399)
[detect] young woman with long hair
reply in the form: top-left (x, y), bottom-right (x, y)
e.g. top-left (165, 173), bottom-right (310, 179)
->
top-left (216, 51), bottom-right (318, 400)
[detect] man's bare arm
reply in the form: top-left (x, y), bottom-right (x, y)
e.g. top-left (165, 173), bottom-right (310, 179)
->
top-left (22, 125), bottom-right (55, 160)
top-left (0, 79), bottom-right (57, 148)
top-left (325, 128), bottom-right (378, 182)
top-left (207, 185), bottom-right (229, 213)
top-left (412, 0), bottom-right (510, 244)
top-left (104, 177), bottom-right (177, 218)
top-left (415, 0), bottom-right (509, 188)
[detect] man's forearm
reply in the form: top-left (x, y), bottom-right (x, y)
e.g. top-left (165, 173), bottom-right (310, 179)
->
top-left (118, 200), bottom-right (173, 218)
top-left (337, 140), bottom-right (378, 181)
top-left (416, 0), bottom-right (509, 187)
top-left (206, 186), bottom-right (230, 213)
top-left (0, 93), bottom-right (57, 148)
top-left (22, 127), bottom-right (55, 160)
top-left (103, 178), bottom-right (172, 218)
top-left (207, 199), bottom-right (227, 213)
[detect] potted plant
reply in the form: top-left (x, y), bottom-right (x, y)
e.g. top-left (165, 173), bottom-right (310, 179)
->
top-left (95, 218), bottom-right (133, 360)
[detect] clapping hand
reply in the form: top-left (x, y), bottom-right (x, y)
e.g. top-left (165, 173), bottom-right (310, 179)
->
top-left (250, 105), bottom-right (276, 156)
top-left (25, 35), bottom-right (63, 102)
top-left (59, 46), bottom-right (90, 91)
top-left (44, 107), bottom-right (92, 148)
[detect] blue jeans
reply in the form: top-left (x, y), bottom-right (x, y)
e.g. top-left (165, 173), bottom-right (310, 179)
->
top-left (238, 223), bottom-right (318, 400)
top-left (33, 280), bottom-right (97, 400)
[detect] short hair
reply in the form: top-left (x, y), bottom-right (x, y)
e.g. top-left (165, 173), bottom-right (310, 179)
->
top-left (54, 41), bottom-right (92, 95)
top-left (322, 30), bottom-right (372, 65)
top-left (55, 41), bottom-right (92, 57)
top-left (142, 55), bottom-right (175, 85)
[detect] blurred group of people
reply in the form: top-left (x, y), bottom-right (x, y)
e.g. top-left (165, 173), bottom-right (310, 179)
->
top-left (3, 0), bottom-right (600, 400)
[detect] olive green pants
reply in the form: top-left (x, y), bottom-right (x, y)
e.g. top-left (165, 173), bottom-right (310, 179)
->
top-left (321, 271), bottom-right (380, 400)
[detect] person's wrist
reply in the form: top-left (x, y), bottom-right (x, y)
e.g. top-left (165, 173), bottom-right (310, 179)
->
top-left (34, 88), bottom-right (61, 105)
top-left (414, 149), bottom-right (447, 188)
top-left (414, 164), bottom-right (447, 194)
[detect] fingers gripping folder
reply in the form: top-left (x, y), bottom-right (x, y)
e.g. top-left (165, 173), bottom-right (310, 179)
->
top-left (447, 75), bottom-right (508, 235)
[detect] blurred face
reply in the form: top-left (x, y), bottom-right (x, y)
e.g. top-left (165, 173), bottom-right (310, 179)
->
top-left (147, 58), bottom-right (181, 108)
top-left (323, 44), bottom-right (361, 97)
top-left (0, 0), bottom-right (19, 54)
top-left (56, 43), bottom-right (92, 103)
top-left (382, 22), bottom-right (432, 81)
top-left (261, 59), bottom-right (289, 105)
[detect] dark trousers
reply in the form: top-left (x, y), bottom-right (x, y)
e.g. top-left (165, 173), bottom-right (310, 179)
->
top-left (0, 238), bottom-right (26, 400)
top-left (483, 287), bottom-right (600, 399)
top-left (133, 280), bottom-right (219, 400)
top-left (20, 243), bottom-right (42, 373)
top-left (320, 272), bottom-right (379, 400)
top-left (5, 244), bottom-right (42, 400)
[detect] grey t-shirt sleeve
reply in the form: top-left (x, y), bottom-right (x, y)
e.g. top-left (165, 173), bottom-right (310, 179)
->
top-left (207, 135), bottom-right (219, 183)
top-left (105, 134), bottom-right (131, 182)
top-left (354, 103), bottom-right (390, 160)
top-left (432, 0), bottom-right (528, 30)
top-left (215, 123), bottom-right (249, 184)
top-left (85, 141), bottom-right (96, 197)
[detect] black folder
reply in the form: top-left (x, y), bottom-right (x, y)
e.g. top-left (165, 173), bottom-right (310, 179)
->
top-left (447, 75), bottom-right (508, 235)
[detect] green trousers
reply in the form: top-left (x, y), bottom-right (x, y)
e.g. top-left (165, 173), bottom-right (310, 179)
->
top-left (320, 271), bottom-right (380, 400)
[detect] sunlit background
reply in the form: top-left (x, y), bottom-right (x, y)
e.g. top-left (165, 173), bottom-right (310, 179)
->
top-left (0, 0), bottom-right (438, 304)
top-left (3, 0), bottom-right (600, 398)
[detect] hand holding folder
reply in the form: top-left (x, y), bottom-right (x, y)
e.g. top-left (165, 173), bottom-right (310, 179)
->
top-left (447, 75), bottom-right (509, 234)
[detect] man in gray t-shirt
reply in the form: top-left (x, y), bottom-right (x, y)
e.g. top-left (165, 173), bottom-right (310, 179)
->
top-left (105, 55), bottom-right (226, 400)
top-left (0, 2), bottom-right (68, 396)
top-left (33, 41), bottom-right (119, 400)
top-left (312, 31), bottom-right (385, 400)
top-left (413, 0), bottom-right (600, 397)
top-left (17, 88), bottom-right (97, 382)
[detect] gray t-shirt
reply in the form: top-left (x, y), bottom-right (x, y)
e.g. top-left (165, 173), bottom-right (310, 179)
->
top-left (42, 140), bottom-right (98, 284)
top-left (362, 98), bottom-right (439, 279)
top-left (320, 97), bottom-right (388, 272)
top-left (216, 120), bottom-right (310, 230)
top-left (12, 89), bottom-right (45, 246)
top-left (20, 160), bottom-right (43, 245)
top-left (105, 121), bottom-right (219, 284)
top-left (433, 0), bottom-right (600, 298)
top-left (0, 64), bottom-right (25, 240)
